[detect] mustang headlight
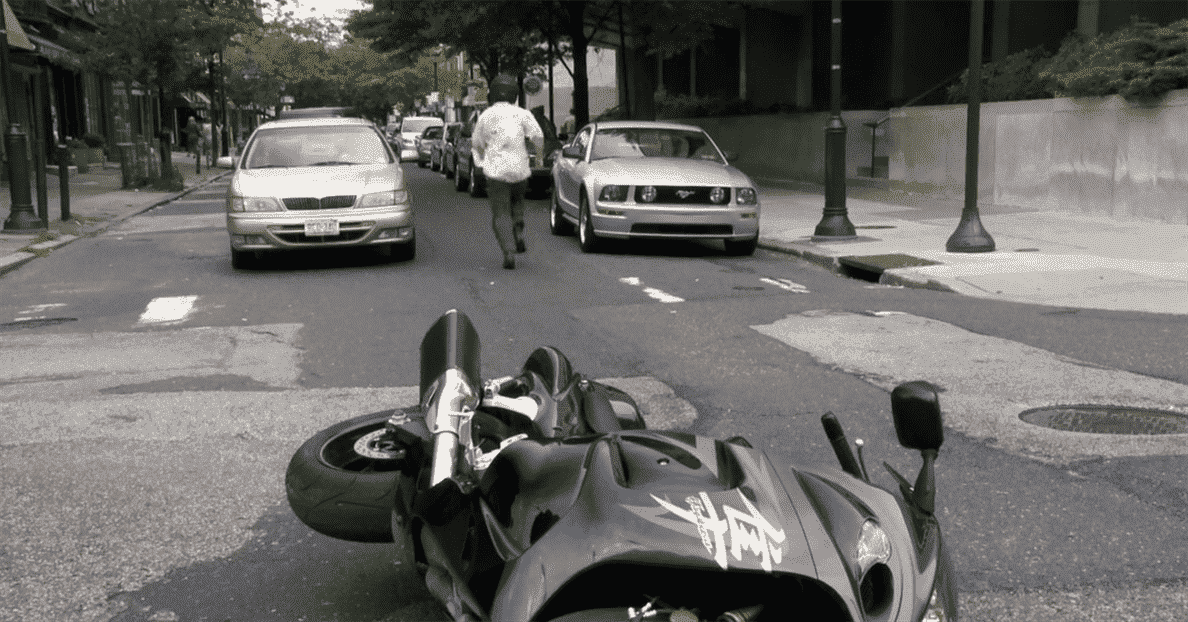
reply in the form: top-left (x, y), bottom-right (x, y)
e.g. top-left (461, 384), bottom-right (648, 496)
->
top-left (599, 185), bottom-right (628, 202)
top-left (360, 190), bottom-right (409, 208)
top-left (710, 187), bottom-right (728, 204)
top-left (857, 520), bottom-right (891, 572)
top-left (735, 187), bottom-right (758, 205)
top-left (638, 185), bottom-right (657, 202)
top-left (229, 197), bottom-right (282, 213)
top-left (921, 588), bottom-right (950, 622)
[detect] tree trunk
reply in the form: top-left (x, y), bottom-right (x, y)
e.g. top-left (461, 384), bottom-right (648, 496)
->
top-left (565, 0), bottom-right (590, 129)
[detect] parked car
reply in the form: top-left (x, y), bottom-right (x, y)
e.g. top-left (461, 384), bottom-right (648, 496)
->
top-left (453, 109), bottom-right (486, 197)
top-left (397, 116), bottom-right (443, 162)
top-left (413, 125), bottom-right (444, 168)
top-left (225, 117), bottom-right (415, 269)
top-left (433, 122), bottom-right (462, 176)
top-left (550, 120), bottom-right (759, 255)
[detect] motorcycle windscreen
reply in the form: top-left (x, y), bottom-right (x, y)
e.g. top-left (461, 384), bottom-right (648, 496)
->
top-left (420, 309), bottom-right (482, 404)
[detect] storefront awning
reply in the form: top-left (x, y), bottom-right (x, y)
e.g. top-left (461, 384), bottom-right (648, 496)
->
top-left (27, 33), bottom-right (80, 68)
top-left (3, 0), bottom-right (36, 52)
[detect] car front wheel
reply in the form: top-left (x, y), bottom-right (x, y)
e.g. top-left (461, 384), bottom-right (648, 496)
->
top-left (578, 193), bottom-right (600, 253)
top-left (454, 160), bottom-right (468, 192)
top-left (551, 191), bottom-right (573, 236)
top-left (468, 164), bottom-right (485, 198)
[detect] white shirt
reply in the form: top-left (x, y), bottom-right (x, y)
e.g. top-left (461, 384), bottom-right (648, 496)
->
top-left (471, 102), bottom-right (544, 183)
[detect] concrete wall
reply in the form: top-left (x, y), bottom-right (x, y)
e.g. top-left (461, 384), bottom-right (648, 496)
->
top-left (671, 89), bottom-right (1188, 224)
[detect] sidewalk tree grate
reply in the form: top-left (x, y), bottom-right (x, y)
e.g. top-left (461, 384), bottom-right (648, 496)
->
top-left (1019, 404), bottom-right (1188, 435)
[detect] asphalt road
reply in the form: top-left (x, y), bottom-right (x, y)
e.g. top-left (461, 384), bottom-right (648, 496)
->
top-left (0, 165), bottom-right (1185, 621)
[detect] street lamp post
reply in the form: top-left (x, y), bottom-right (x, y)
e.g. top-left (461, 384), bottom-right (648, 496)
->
top-left (946, 0), bottom-right (995, 252)
top-left (814, 0), bottom-right (856, 239)
top-left (1, 8), bottom-right (41, 231)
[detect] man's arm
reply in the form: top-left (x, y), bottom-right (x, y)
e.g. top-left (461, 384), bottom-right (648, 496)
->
top-left (523, 112), bottom-right (544, 165)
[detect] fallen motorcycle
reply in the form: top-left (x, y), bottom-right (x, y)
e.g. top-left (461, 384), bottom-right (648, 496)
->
top-left (286, 309), bottom-right (958, 621)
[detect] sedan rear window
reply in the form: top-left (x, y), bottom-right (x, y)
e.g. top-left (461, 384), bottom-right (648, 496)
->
top-left (244, 126), bottom-right (392, 169)
top-left (591, 128), bottom-right (723, 163)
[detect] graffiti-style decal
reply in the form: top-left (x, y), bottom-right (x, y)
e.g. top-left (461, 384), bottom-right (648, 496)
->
top-left (651, 490), bottom-right (786, 572)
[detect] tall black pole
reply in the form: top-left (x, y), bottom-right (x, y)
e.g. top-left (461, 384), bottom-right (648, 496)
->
top-left (814, 0), bottom-right (855, 239)
top-left (947, 0), bottom-right (995, 252)
top-left (2, 9), bottom-right (41, 231)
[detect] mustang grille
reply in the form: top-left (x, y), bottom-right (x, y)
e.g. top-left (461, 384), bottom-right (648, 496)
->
top-left (631, 224), bottom-right (733, 236)
top-left (283, 195), bottom-right (356, 210)
top-left (636, 186), bottom-right (720, 205)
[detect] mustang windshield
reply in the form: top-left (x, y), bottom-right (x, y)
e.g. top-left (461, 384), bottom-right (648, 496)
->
top-left (244, 126), bottom-right (392, 169)
top-left (591, 128), bottom-right (724, 164)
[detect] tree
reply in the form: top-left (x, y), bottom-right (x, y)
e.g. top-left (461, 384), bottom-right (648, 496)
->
top-left (69, 0), bottom-right (259, 184)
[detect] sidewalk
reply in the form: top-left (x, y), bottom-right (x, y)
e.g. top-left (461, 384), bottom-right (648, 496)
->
top-left (0, 151), bottom-right (229, 276)
top-left (755, 179), bottom-right (1188, 315)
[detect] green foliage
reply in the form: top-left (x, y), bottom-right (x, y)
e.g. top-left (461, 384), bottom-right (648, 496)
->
top-left (1040, 18), bottom-right (1188, 100)
top-left (948, 45), bottom-right (1059, 103)
top-left (654, 92), bottom-right (773, 118)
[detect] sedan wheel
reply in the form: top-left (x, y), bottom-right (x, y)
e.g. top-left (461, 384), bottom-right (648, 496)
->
top-left (468, 165), bottom-right (485, 198)
top-left (578, 194), bottom-right (600, 253)
top-left (444, 156), bottom-right (455, 179)
top-left (550, 191), bottom-right (573, 236)
top-left (454, 160), bottom-right (467, 192)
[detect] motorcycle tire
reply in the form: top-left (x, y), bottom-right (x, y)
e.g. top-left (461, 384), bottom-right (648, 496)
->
top-left (285, 410), bottom-right (413, 543)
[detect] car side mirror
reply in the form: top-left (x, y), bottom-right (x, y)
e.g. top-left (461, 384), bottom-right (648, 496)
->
top-left (561, 144), bottom-right (582, 159)
top-left (891, 380), bottom-right (944, 514)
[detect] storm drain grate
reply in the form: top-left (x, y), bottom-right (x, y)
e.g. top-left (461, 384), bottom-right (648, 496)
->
top-left (1019, 404), bottom-right (1188, 435)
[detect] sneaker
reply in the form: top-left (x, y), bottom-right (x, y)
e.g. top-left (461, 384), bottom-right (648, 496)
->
top-left (503, 254), bottom-right (516, 269)
top-left (515, 239), bottom-right (526, 253)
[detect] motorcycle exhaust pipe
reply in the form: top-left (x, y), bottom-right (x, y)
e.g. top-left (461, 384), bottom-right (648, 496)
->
top-left (717, 604), bottom-right (763, 622)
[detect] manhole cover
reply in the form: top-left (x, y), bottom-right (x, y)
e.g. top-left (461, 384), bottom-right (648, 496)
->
top-left (1020, 405), bottom-right (1188, 435)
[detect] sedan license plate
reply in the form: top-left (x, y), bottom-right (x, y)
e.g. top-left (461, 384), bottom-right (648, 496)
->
top-left (305, 219), bottom-right (339, 236)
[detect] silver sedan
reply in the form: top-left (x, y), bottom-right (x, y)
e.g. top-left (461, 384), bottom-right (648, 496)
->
top-left (550, 120), bottom-right (760, 255)
top-left (225, 117), bottom-right (414, 269)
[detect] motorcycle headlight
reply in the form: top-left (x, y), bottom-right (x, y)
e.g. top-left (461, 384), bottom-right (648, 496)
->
top-left (360, 190), bottom-right (409, 208)
top-left (229, 197), bottom-right (282, 212)
top-left (921, 588), bottom-right (950, 622)
top-left (857, 520), bottom-right (891, 572)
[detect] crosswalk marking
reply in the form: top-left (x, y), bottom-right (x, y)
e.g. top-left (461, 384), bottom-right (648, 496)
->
top-left (619, 276), bottom-right (685, 303)
top-left (138, 295), bottom-right (199, 325)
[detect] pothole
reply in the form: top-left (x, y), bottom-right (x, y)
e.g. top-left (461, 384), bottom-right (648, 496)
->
top-left (1019, 404), bottom-right (1188, 435)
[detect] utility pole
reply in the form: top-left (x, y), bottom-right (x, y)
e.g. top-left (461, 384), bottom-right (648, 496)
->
top-left (813, 0), bottom-right (855, 239)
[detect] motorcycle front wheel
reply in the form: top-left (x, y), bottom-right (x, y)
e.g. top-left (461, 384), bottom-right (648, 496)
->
top-left (285, 411), bottom-right (413, 543)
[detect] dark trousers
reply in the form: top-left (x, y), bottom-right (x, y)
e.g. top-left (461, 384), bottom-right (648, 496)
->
top-left (487, 178), bottom-right (526, 257)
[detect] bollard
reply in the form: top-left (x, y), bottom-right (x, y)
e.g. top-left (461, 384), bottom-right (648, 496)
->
top-left (2, 124), bottom-right (42, 231)
top-left (195, 145), bottom-right (201, 175)
top-left (57, 144), bottom-right (70, 221)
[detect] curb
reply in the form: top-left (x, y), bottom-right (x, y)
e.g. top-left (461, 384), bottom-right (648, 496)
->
top-left (758, 237), bottom-right (959, 293)
top-left (0, 171), bottom-right (230, 278)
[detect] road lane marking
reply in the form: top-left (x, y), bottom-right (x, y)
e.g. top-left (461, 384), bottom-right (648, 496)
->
top-left (760, 277), bottom-right (809, 293)
top-left (15, 302), bottom-right (67, 321)
top-left (138, 296), bottom-right (199, 325)
top-left (619, 277), bottom-right (684, 303)
top-left (751, 310), bottom-right (1188, 462)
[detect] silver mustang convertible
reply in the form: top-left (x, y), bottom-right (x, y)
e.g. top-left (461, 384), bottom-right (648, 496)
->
top-left (550, 120), bottom-right (760, 255)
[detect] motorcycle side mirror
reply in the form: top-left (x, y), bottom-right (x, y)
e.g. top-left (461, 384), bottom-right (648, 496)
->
top-left (890, 381), bottom-right (944, 514)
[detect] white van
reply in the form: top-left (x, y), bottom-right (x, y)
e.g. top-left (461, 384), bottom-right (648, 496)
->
top-left (398, 116), bottom-right (444, 162)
